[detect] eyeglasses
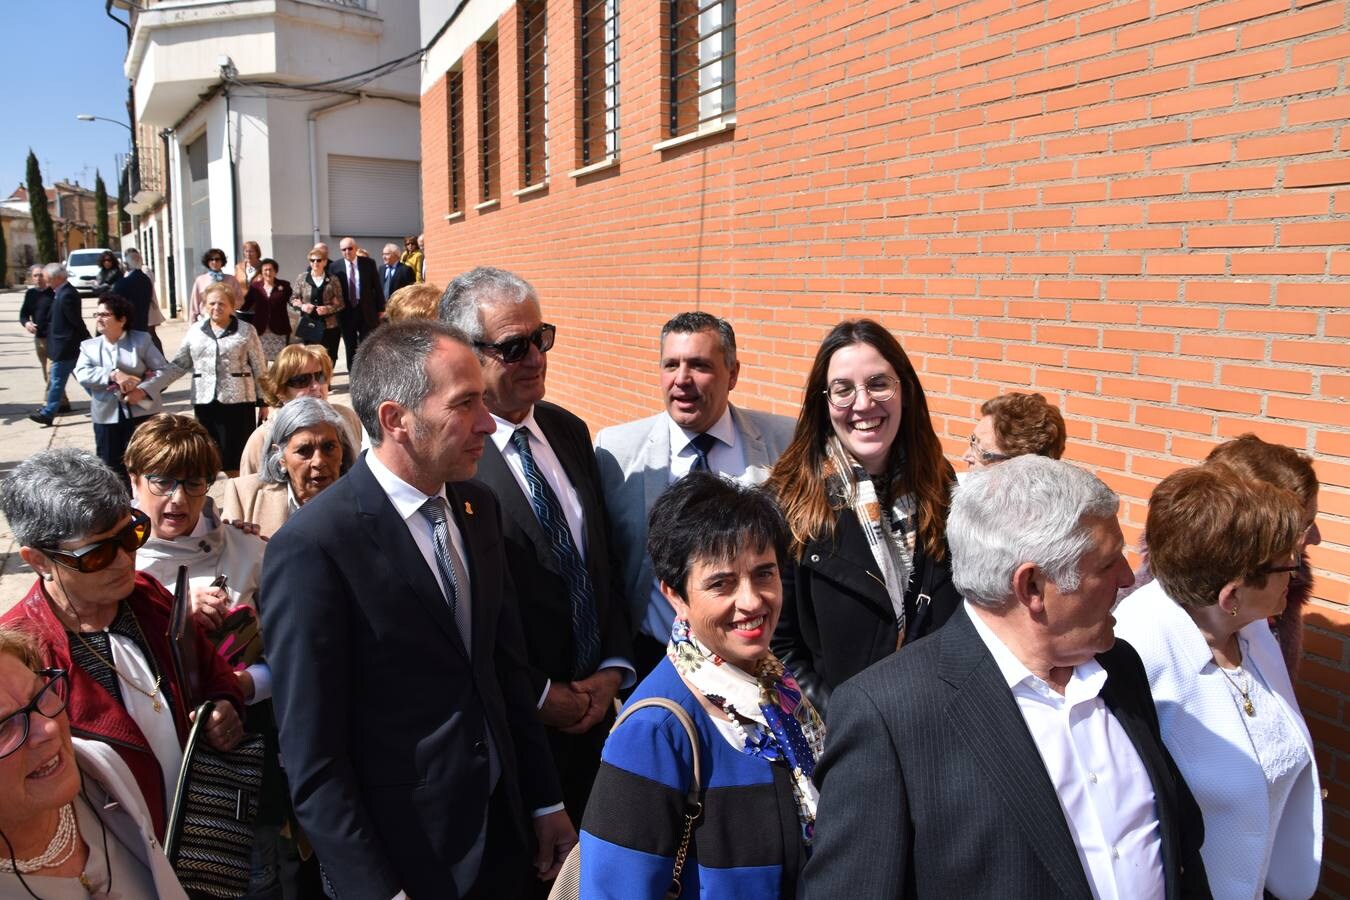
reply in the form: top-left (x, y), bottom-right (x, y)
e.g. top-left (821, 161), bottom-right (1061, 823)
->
top-left (285, 371), bottom-right (328, 390)
top-left (93, 312), bottom-right (117, 319)
top-left (967, 434), bottom-right (1011, 465)
top-left (475, 323), bottom-right (556, 364)
top-left (144, 475), bottom-right (212, 498)
top-left (824, 375), bottom-right (899, 409)
top-left (0, 670), bottom-right (68, 760)
top-left (38, 510), bottom-right (150, 574)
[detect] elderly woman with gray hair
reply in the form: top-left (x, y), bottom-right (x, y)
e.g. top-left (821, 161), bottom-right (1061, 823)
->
top-left (222, 397), bottom-right (355, 537)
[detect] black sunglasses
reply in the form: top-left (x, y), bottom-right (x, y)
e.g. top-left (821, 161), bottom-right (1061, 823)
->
top-left (474, 323), bottom-right (556, 364)
top-left (0, 670), bottom-right (68, 760)
top-left (285, 371), bottom-right (328, 390)
top-left (39, 510), bottom-right (151, 574)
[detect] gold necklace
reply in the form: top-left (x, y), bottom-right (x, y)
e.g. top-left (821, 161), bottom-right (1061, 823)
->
top-left (70, 614), bottom-right (165, 714)
top-left (1219, 665), bottom-right (1255, 717)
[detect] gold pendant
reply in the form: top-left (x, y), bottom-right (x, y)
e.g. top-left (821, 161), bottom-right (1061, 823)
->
top-left (153, 695), bottom-right (163, 713)
top-left (1243, 697), bottom-right (1255, 717)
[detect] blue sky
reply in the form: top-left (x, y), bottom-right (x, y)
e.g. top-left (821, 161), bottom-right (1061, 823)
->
top-left (0, 0), bottom-right (135, 198)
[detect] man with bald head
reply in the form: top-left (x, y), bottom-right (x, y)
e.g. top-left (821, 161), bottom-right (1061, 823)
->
top-left (330, 236), bottom-right (384, 369)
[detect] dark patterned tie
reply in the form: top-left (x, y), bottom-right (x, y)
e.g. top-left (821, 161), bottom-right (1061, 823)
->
top-left (510, 428), bottom-right (601, 678)
top-left (688, 432), bottom-right (718, 472)
top-left (347, 262), bottom-right (359, 307)
top-left (417, 497), bottom-right (461, 618)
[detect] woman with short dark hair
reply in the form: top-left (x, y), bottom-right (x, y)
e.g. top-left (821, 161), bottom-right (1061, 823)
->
top-left (240, 257), bottom-right (292, 362)
top-left (188, 248), bottom-right (241, 321)
top-left (91, 250), bottom-right (122, 297)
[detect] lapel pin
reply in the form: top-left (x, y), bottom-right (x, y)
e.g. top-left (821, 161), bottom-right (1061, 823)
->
top-left (464, 501), bottom-right (474, 516)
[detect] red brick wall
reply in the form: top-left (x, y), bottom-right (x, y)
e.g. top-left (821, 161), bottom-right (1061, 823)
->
top-left (422, 0), bottom-right (1350, 891)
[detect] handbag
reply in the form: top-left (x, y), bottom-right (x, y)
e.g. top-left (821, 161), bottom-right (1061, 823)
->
top-left (549, 697), bottom-right (704, 900)
top-left (165, 700), bottom-right (266, 898)
top-left (294, 312), bottom-right (326, 343)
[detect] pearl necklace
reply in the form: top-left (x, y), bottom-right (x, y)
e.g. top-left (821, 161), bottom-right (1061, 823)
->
top-left (0, 803), bottom-right (78, 873)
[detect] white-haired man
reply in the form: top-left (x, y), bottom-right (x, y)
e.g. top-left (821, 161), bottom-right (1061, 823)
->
top-left (381, 242), bottom-right (417, 305)
top-left (18, 264), bottom-right (68, 411)
top-left (805, 455), bottom-right (1210, 899)
top-left (112, 247), bottom-right (164, 350)
top-left (29, 263), bottom-right (89, 426)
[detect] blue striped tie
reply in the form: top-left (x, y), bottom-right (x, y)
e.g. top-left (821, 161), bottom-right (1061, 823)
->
top-left (510, 428), bottom-right (600, 678)
top-left (688, 432), bottom-right (718, 472)
top-left (417, 497), bottom-right (461, 617)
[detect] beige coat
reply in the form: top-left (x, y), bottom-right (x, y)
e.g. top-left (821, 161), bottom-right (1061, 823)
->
top-left (220, 475), bottom-right (293, 539)
top-left (237, 402), bottom-right (364, 477)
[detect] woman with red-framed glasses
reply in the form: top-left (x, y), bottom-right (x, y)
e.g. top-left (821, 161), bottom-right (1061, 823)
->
top-left (0, 449), bottom-right (244, 843)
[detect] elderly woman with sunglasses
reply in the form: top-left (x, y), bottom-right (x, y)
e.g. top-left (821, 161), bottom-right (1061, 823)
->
top-left (0, 625), bottom-right (189, 899)
top-left (290, 245), bottom-right (344, 365)
top-left (765, 320), bottom-right (960, 717)
top-left (1115, 463), bottom-right (1322, 899)
top-left (223, 398), bottom-right (356, 538)
top-left (0, 450), bottom-right (245, 842)
top-left (236, 344), bottom-right (364, 478)
top-left (188, 248), bottom-right (241, 322)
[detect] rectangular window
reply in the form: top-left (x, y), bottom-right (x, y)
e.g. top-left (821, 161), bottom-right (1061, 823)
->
top-left (578, 0), bottom-right (619, 166)
top-left (479, 40), bottom-right (501, 202)
top-left (447, 70), bottom-right (465, 214)
top-left (519, 0), bottom-right (548, 186)
top-left (668, 0), bottom-right (735, 137)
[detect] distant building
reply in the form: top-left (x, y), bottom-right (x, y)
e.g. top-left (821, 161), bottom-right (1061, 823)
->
top-left (114, 0), bottom-right (423, 317)
top-left (3, 181), bottom-right (105, 277)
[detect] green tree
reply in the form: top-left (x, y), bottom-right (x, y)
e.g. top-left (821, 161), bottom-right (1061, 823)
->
top-left (26, 150), bottom-right (58, 263)
top-left (95, 171), bottom-right (110, 248)
top-left (0, 218), bottom-right (8, 287)
top-left (117, 170), bottom-right (131, 235)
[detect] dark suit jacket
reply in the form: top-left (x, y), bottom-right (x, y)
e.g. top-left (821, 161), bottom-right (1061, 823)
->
top-left (772, 509), bottom-right (960, 718)
top-left (804, 606), bottom-right (1211, 899)
top-left (381, 261), bottom-right (416, 300)
top-left (328, 255), bottom-right (384, 327)
top-left (47, 281), bottom-right (90, 361)
top-left (19, 286), bottom-right (55, 337)
top-left (259, 455), bottom-right (563, 898)
top-left (112, 269), bottom-right (155, 331)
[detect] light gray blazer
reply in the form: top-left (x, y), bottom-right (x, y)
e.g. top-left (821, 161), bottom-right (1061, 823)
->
top-left (73, 331), bottom-right (179, 424)
top-left (594, 404), bottom-right (795, 640)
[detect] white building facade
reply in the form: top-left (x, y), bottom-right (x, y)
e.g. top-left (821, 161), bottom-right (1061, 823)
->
top-left (120, 0), bottom-right (423, 316)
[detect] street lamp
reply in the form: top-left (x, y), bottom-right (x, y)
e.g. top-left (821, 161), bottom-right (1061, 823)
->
top-left (76, 114), bottom-right (133, 132)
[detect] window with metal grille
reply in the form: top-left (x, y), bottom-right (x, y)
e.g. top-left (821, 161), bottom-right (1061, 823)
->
top-left (578, 0), bottom-right (619, 166)
top-left (448, 70), bottom-right (465, 214)
top-left (479, 40), bottom-right (501, 202)
top-left (519, 0), bottom-right (548, 186)
top-left (668, 0), bottom-right (735, 137)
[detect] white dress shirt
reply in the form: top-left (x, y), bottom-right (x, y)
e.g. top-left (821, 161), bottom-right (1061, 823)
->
top-left (967, 603), bottom-right (1165, 900)
top-left (665, 405), bottom-right (746, 482)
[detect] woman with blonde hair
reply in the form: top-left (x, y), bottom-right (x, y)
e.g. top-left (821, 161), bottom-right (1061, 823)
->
top-left (384, 282), bottom-right (442, 322)
top-left (237, 344), bottom-right (364, 476)
top-left (290, 245), bottom-right (344, 363)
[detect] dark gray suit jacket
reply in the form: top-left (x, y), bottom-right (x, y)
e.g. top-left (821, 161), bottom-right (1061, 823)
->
top-left (805, 606), bottom-right (1211, 900)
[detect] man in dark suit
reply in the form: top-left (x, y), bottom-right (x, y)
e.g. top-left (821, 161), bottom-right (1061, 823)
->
top-left (330, 236), bottom-right (383, 370)
top-left (110, 247), bottom-right (159, 346)
top-left (443, 267), bottom-right (633, 839)
top-left (805, 455), bottom-right (1210, 900)
top-left (30, 263), bottom-right (89, 426)
top-left (380, 242), bottom-right (417, 303)
top-left (18, 264), bottom-right (68, 412)
top-left (260, 319), bottom-right (576, 899)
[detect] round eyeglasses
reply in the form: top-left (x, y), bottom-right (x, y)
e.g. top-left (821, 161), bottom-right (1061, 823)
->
top-left (144, 475), bottom-right (212, 498)
top-left (824, 375), bottom-right (899, 409)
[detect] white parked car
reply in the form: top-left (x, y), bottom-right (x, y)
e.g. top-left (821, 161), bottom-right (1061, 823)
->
top-left (66, 248), bottom-right (114, 296)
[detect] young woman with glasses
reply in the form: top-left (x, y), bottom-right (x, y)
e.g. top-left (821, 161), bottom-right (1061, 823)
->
top-left (0, 449), bottom-right (245, 844)
top-left (764, 319), bottom-right (961, 716)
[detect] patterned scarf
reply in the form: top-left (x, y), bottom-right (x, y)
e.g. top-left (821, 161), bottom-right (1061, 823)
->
top-left (667, 618), bottom-right (826, 848)
top-left (208, 270), bottom-right (225, 283)
top-left (823, 433), bottom-right (918, 644)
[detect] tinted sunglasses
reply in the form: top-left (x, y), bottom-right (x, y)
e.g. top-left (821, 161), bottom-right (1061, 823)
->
top-left (39, 509), bottom-right (151, 574)
top-left (285, 371), bottom-right (328, 390)
top-left (474, 323), bottom-right (556, 364)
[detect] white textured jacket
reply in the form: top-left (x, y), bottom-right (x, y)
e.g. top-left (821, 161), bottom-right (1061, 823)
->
top-left (171, 316), bottom-right (266, 405)
top-left (1115, 579), bottom-right (1322, 899)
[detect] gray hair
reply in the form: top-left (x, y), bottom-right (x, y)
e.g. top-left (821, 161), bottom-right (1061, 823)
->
top-left (351, 319), bottom-right (471, 446)
top-left (123, 248), bottom-right (142, 268)
top-left (439, 266), bottom-right (539, 343)
top-left (948, 455), bottom-right (1119, 609)
top-left (260, 398), bottom-right (357, 484)
top-left (382, 243), bottom-right (401, 255)
top-left (29, 264), bottom-right (44, 276)
top-left (660, 311), bottom-right (737, 367)
top-left (44, 263), bottom-right (66, 280)
top-left (0, 449), bottom-right (129, 548)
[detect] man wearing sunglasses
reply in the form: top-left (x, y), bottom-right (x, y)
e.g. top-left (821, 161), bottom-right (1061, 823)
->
top-left (441, 267), bottom-right (633, 851)
top-left (594, 311), bottom-right (795, 676)
top-left (331, 237), bottom-right (385, 371)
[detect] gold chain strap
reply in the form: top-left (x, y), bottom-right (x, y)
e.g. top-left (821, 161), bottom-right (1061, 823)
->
top-left (667, 799), bottom-right (703, 898)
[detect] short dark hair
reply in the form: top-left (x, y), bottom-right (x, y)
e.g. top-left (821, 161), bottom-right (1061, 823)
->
top-left (259, 257), bottom-right (279, 271)
top-left (98, 293), bottom-right (134, 324)
top-left (660, 312), bottom-right (736, 367)
top-left (201, 248), bottom-right (226, 266)
top-left (646, 472), bottom-right (788, 600)
top-left (351, 319), bottom-right (471, 446)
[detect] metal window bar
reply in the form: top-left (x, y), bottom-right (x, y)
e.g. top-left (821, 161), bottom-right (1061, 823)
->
top-left (579, 0), bottom-right (619, 166)
top-left (669, 0), bottom-right (735, 137)
top-left (479, 41), bottom-right (500, 202)
top-left (448, 72), bottom-right (465, 213)
top-left (521, 0), bottom-right (549, 186)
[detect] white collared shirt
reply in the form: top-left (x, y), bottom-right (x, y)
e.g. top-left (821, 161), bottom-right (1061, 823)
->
top-left (665, 405), bottom-right (745, 482)
top-left (966, 603), bottom-right (1165, 900)
top-left (490, 409), bottom-right (587, 557)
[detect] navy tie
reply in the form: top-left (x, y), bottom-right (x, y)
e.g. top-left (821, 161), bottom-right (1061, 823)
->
top-left (417, 497), bottom-right (461, 618)
top-left (510, 428), bottom-right (601, 678)
top-left (688, 432), bottom-right (718, 472)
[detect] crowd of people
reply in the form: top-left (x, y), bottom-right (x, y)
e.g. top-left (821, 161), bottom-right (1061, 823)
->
top-left (1, 258), bottom-right (1326, 899)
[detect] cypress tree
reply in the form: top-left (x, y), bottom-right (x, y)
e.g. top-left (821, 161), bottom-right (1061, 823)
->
top-left (0, 218), bottom-right (8, 287)
top-left (26, 150), bottom-right (58, 263)
top-left (118, 170), bottom-right (132, 234)
top-left (95, 171), bottom-right (110, 248)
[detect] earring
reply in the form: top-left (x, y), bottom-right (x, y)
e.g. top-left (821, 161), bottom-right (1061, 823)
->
top-left (1229, 602), bottom-right (1239, 617)
top-left (41, 572), bottom-right (53, 582)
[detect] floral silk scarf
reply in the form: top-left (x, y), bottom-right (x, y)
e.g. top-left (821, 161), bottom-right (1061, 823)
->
top-left (667, 618), bottom-right (827, 848)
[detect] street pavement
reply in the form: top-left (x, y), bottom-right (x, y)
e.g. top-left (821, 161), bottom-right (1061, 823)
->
top-left (0, 286), bottom-right (350, 613)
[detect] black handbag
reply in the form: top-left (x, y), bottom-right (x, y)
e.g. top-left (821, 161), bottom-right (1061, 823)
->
top-left (294, 312), bottom-right (326, 344)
